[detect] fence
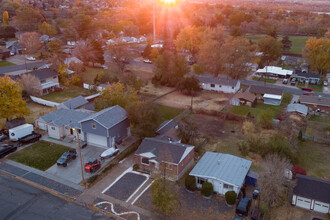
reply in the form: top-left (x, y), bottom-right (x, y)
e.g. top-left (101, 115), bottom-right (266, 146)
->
top-left (83, 83), bottom-right (105, 92)
top-left (30, 96), bottom-right (59, 107)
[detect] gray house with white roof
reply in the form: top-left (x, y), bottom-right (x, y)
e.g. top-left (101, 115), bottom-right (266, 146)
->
top-left (194, 74), bottom-right (240, 94)
top-left (189, 152), bottom-right (252, 195)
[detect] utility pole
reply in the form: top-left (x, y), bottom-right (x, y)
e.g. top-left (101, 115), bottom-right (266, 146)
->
top-left (153, 1), bottom-right (156, 43)
top-left (74, 128), bottom-right (85, 186)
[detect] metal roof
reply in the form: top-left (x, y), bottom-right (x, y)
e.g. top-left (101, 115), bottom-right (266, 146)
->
top-left (190, 152), bottom-right (252, 187)
top-left (79, 105), bottom-right (127, 129)
top-left (257, 66), bottom-right (293, 76)
top-left (263, 94), bottom-right (282, 100)
top-left (287, 103), bottom-right (308, 116)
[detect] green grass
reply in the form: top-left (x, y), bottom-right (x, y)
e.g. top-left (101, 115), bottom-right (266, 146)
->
top-left (8, 141), bottom-right (71, 171)
top-left (81, 67), bottom-right (117, 84)
top-left (42, 86), bottom-right (94, 102)
top-left (0, 61), bottom-right (15, 67)
top-left (243, 34), bottom-right (309, 54)
top-left (231, 93), bottom-right (292, 118)
top-left (252, 76), bottom-right (277, 84)
top-left (157, 104), bottom-right (183, 124)
top-left (296, 83), bottom-right (323, 92)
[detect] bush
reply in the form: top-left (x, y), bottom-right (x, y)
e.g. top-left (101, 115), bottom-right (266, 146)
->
top-left (225, 191), bottom-right (237, 205)
top-left (87, 174), bottom-right (99, 184)
top-left (258, 111), bottom-right (273, 129)
top-left (298, 130), bottom-right (303, 141)
top-left (201, 182), bottom-right (213, 197)
top-left (72, 76), bottom-right (82, 86)
top-left (133, 164), bottom-right (139, 171)
top-left (185, 175), bottom-right (197, 191)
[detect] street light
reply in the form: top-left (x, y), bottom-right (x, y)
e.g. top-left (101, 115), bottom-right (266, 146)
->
top-left (72, 128), bottom-right (85, 186)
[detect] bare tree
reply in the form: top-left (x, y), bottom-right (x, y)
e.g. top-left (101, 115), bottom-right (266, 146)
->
top-left (19, 32), bottom-right (41, 55)
top-left (21, 74), bottom-right (42, 96)
top-left (107, 44), bottom-right (131, 74)
top-left (72, 40), bottom-right (98, 66)
top-left (258, 154), bottom-right (294, 208)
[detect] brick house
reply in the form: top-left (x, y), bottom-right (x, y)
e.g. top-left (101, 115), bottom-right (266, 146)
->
top-left (135, 137), bottom-right (195, 180)
top-left (299, 95), bottom-right (330, 113)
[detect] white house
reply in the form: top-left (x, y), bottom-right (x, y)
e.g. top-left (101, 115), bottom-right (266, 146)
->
top-left (292, 174), bottom-right (330, 213)
top-left (256, 66), bottom-right (293, 79)
top-left (189, 152), bottom-right (252, 196)
top-left (194, 74), bottom-right (240, 94)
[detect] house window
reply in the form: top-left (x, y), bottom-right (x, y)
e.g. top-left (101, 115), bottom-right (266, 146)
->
top-left (197, 177), bottom-right (206, 185)
top-left (141, 157), bottom-right (149, 165)
top-left (224, 184), bottom-right (233, 190)
top-left (210, 84), bottom-right (215, 88)
top-left (92, 124), bottom-right (96, 129)
top-left (51, 127), bottom-right (55, 130)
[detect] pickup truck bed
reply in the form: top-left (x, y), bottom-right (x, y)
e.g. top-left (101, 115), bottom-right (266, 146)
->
top-left (19, 132), bottom-right (41, 145)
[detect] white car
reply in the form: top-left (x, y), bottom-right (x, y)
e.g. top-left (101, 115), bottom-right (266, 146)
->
top-left (101, 65), bottom-right (108, 69)
top-left (26, 56), bottom-right (36, 61)
top-left (323, 81), bottom-right (328, 86)
top-left (143, 59), bottom-right (152, 64)
top-left (100, 147), bottom-right (119, 160)
top-left (10, 51), bottom-right (15, 56)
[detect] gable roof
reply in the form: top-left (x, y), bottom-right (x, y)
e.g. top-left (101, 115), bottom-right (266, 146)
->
top-left (293, 174), bottom-right (330, 203)
top-left (248, 85), bottom-right (283, 96)
top-left (135, 137), bottom-right (194, 164)
top-left (190, 152), bottom-right (252, 187)
top-left (299, 95), bottom-right (330, 107)
top-left (194, 73), bottom-right (239, 87)
top-left (25, 68), bottom-right (58, 81)
top-left (58, 96), bottom-right (88, 110)
top-left (156, 119), bottom-right (178, 135)
top-left (79, 105), bottom-right (127, 129)
top-left (233, 92), bottom-right (256, 102)
top-left (40, 109), bottom-right (92, 128)
top-left (294, 70), bottom-right (320, 79)
top-left (287, 103), bottom-right (308, 116)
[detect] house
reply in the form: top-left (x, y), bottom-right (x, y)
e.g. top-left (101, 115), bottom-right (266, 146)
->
top-left (194, 73), bottom-right (240, 94)
top-left (256, 66), bottom-right (293, 79)
top-left (64, 57), bottom-right (83, 66)
top-left (24, 68), bottom-right (59, 95)
top-left (292, 174), bottom-right (330, 213)
top-left (291, 71), bottom-right (321, 85)
top-left (287, 103), bottom-right (308, 117)
top-left (248, 85), bottom-right (283, 105)
top-left (0, 46), bottom-right (10, 60)
top-left (281, 55), bottom-right (307, 66)
top-left (155, 119), bottom-right (180, 141)
top-left (299, 95), bottom-right (330, 113)
top-left (79, 105), bottom-right (130, 148)
top-left (135, 137), bottom-right (195, 180)
top-left (35, 109), bottom-right (92, 140)
top-left (189, 152), bottom-right (252, 196)
top-left (230, 92), bottom-right (257, 107)
top-left (57, 96), bottom-right (88, 110)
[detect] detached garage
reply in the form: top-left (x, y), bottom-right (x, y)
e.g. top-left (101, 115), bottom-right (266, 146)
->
top-left (292, 174), bottom-right (330, 213)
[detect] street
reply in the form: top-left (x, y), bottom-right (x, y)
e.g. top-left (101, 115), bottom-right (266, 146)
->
top-left (0, 61), bottom-right (46, 74)
top-left (0, 172), bottom-right (112, 220)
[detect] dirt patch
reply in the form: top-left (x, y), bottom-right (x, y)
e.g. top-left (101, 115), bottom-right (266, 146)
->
top-left (128, 66), bottom-right (154, 81)
top-left (25, 101), bottom-right (56, 124)
top-left (139, 83), bottom-right (175, 97)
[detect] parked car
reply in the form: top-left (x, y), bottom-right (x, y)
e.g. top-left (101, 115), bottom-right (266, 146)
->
top-left (57, 149), bottom-right (77, 167)
top-left (143, 59), bottom-right (152, 64)
top-left (282, 79), bottom-right (288, 84)
top-left (236, 197), bottom-right (252, 217)
top-left (324, 81), bottom-right (328, 86)
top-left (26, 56), bottom-right (36, 61)
top-left (301, 87), bottom-right (313, 92)
top-left (303, 91), bottom-right (314, 96)
top-left (290, 79), bottom-right (296, 86)
top-left (84, 158), bottom-right (101, 173)
top-left (0, 144), bottom-right (17, 158)
top-left (0, 134), bottom-right (8, 142)
top-left (10, 51), bottom-right (15, 56)
top-left (100, 147), bottom-right (119, 160)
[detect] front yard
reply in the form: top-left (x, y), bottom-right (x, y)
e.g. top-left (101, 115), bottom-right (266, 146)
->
top-left (42, 86), bottom-right (95, 102)
top-left (7, 141), bottom-right (71, 171)
top-left (296, 83), bottom-right (323, 92)
top-left (0, 61), bottom-right (15, 67)
top-left (252, 76), bottom-right (277, 84)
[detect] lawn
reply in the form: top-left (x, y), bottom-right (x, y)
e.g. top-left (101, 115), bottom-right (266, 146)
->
top-left (296, 83), bottom-right (323, 92)
top-left (230, 93), bottom-right (292, 118)
top-left (42, 86), bottom-right (95, 102)
top-left (252, 76), bottom-right (277, 84)
top-left (157, 104), bottom-right (183, 124)
top-left (8, 141), bottom-right (71, 171)
top-left (243, 34), bottom-right (309, 54)
top-left (81, 67), bottom-right (117, 84)
top-left (0, 61), bottom-right (15, 67)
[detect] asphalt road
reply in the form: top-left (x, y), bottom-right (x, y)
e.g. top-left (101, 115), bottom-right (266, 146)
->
top-left (0, 61), bottom-right (46, 74)
top-left (0, 172), bottom-right (112, 220)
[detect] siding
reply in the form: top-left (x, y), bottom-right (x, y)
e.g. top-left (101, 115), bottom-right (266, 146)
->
top-left (108, 118), bottom-right (130, 142)
top-left (81, 119), bottom-right (107, 136)
top-left (201, 82), bottom-right (240, 94)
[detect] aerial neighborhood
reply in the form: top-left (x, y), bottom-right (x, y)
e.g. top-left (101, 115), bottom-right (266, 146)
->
top-left (0, 0), bottom-right (329, 219)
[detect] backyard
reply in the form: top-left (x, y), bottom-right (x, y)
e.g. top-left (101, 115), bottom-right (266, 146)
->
top-left (8, 141), bottom-right (71, 171)
top-left (42, 86), bottom-right (95, 102)
top-left (0, 61), bottom-right (15, 67)
top-left (81, 67), bottom-right (117, 84)
top-left (157, 104), bottom-right (183, 125)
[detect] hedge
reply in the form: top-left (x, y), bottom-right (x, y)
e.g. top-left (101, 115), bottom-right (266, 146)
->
top-left (201, 182), bottom-right (213, 197)
top-left (225, 191), bottom-right (237, 205)
top-left (185, 175), bottom-right (197, 191)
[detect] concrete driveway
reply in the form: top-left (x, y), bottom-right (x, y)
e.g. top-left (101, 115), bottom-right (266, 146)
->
top-left (45, 145), bottom-right (114, 184)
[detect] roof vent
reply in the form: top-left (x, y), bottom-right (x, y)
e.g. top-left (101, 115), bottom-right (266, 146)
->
top-left (217, 159), bottom-right (221, 165)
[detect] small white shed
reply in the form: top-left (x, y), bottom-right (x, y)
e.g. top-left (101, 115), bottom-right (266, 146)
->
top-left (263, 94), bottom-right (282, 106)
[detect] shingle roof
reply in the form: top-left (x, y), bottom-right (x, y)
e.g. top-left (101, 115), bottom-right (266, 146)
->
top-left (194, 73), bottom-right (239, 87)
top-left (59, 96), bottom-right (88, 110)
top-left (156, 119), bottom-right (178, 135)
top-left (287, 103), bottom-right (308, 116)
top-left (26, 68), bottom-right (58, 81)
top-left (295, 70), bottom-right (320, 79)
top-left (40, 109), bottom-right (92, 128)
top-left (293, 174), bottom-right (330, 203)
top-left (300, 95), bottom-right (330, 107)
top-left (233, 92), bottom-right (256, 102)
top-left (190, 152), bottom-right (252, 187)
top-left (79, 105), bottom-right (127, 129)
top-left (249, 85), bottom-right (283, 96)
top-left (135, 137), bottom-right (194, 164)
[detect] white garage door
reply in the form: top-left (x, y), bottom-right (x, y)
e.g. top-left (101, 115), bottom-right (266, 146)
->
top-left (296, 197), bottom-right (311, 210)
top-left (314, 201), bottom-right (329, 213)
top-left (86, 133), bottom-right (108, 148)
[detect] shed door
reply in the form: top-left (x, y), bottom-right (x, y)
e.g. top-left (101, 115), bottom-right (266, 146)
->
top-left (314, 201), bottom-right (329, 213)
top-left (86, 133), bottom-right (108, 148)
top-left (296, 197), bottom-right (311, 210)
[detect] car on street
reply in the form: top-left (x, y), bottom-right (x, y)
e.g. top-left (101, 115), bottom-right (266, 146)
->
top-left (57, 149), bottom-right (77, 167)
top-left (100, 147), bottom-right (119, 160)
top-left (26, 56), bottom-right (36, 61)
top-left (301, 87), bottom-right (313, 92)
top-left (143, 59), bottom-right (152, 64)
top-left (303, 91), bottom-right (314, 96)
top-left (0, 144), bottom-right (17, 158)
top-left (282, 79), bottom-right (288, 84)
top-left (236, 197), bottom-right (252, 217)
top-left (84, 158), bottom-right (101, 173)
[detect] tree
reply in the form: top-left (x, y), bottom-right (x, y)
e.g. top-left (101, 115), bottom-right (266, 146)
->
top-left (2, 11), bottom-right (9, 26)
top-left (174, 26), bottom-right (206, 55)
top-left (19, 32), bottom-right (41, 55)
top-left (71, 13), bottom-right (93, 39)
top-left (94, 82), bottom-right (138, 111)
top-left (47, 38), bottom-right (62, 53)
top-left (177, 76), bottom-right (201, 96)
top-left (123, 24), bottom-right (139, 36)
top-left (72, 40), bottom-right (100, 66)
top-left (0, 25), bottom-right (16, 39)
top-left (14, 7), bottom-right (43, 31)
top-left (258, 36), bottom-right (283, 66)
top-left (107, 44), bottom-right (131, 74)
top-left (242, 120), bottom-right (255, 135)
top-left (258, 111), bottom-right (273, 129)
top-left (151, 178), bottom-right (178, 215)
top-left (0, 76), bottom-right (29, 121)
top-left (38, 22), bottom-right (57, 36)
top-left (20, 74), bottom-right (42, 96)
top-left (91, 40), bottom-right (105, 66)
top-left (281, 36), bottom-right (292, 52)
top-left (143, 43), bottom-right (152, 58)
top-left (303, 37), bottom-right (330, 76)
top-left (258, 154), bottom-right (293, 208)
top-left (57, 63), bottom-right (69, 86)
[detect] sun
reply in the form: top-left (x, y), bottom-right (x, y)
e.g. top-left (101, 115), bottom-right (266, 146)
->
top-left (159, 0), bottom-right (178, 6)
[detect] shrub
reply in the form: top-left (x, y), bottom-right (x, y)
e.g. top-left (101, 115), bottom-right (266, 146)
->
top-left (185, 175), bottom-right (197, 191)
top-left (72, 76), bottom-right (81, 86)
top-left (298, 130), bottom-right (303, 141)
top-left (87, 174), bottom-right (99, 184)
top-left (258, 111), bottom-right (273, 129)
top-left (242, 120), bottom-right (255, 135)
top-left (201, 182), bottom-right (213, 197)
top-left (133, 164), bottom-right (139, 171)
top-left (192, 64), bottom-right (204, 74)
top-left (225, 191), bottom-right (237, 205)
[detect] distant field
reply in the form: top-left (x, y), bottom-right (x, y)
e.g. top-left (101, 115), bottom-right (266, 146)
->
top-left (243, 34), bottom-right (310, 54)
top-left (0, 61), bottom-right (15, 67)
